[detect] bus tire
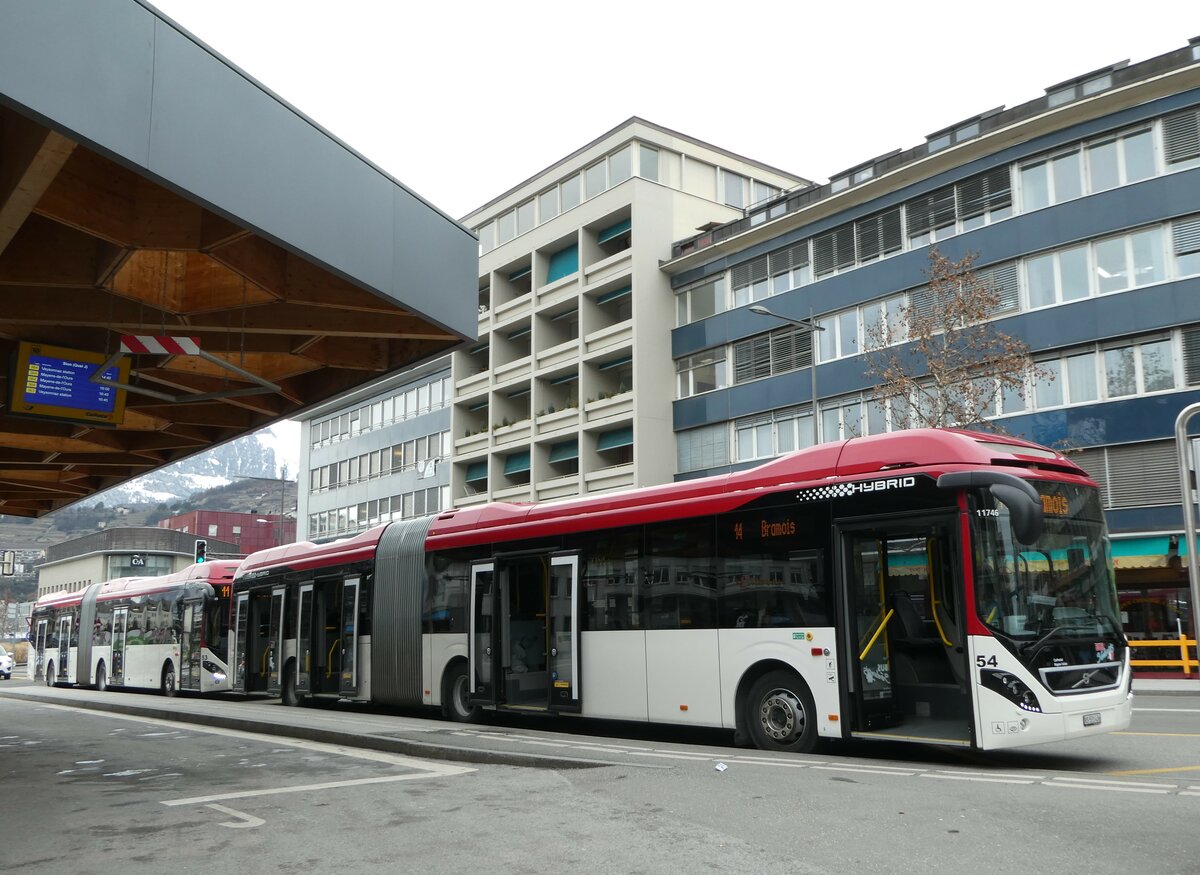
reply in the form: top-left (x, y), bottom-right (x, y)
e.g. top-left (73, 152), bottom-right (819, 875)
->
top-left (442, 661), bottom-right (481, 724)
top-left (96, 662), bottom-right (107, 692)
top-left (746, 670), bottom-right (818, 754)
top-left (45, 661), bottom-right (55, 687)
top-left (161, 661), bottom-right (177, 697)
top-left (282, 659), bottom-right (302, 707)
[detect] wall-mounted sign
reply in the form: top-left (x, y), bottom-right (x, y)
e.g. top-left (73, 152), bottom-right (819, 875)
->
top-left (9, 341), bottom-right (130, 426)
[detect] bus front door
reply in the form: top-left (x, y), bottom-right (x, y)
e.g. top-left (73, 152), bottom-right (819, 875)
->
top-left (840, 519), bottom-right (971, 745)
top-left (111, 608), bottom-right (128, 686)
top-left (180, 601), bottom-right (202, 692)
top-left (266, 586), bottom-right (286, 696)
top-left (232, 592), bottom-right (249, 693)
top-left (338, 576), bottom-right (360, 697)
top-left (296, 583), bottom-right (313, 696)
top-left (468, 562), bottom-right (496, 707)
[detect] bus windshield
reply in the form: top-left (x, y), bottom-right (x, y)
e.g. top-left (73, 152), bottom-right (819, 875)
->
top-left (972, 482), bottom-right (1122, 652)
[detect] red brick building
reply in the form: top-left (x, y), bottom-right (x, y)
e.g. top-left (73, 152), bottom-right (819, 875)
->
top-left (157, 511), bottom-right (296, 557)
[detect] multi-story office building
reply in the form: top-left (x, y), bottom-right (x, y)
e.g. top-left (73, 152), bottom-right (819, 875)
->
top-left (298, 358), bottom-right (453, 541)
top-left (451, 118), bottom-right (807, 505)
top-left (665, 39), bottom-right (1200, 647)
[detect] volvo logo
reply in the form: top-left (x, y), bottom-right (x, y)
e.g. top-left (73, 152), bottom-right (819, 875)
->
top-left (1072, 670), bottom-right (1098, 688)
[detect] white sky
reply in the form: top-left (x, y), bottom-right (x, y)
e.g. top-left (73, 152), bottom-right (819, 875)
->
top-left (149, 1), bottom-right (1195, 479)
top-left (150, 1), bottom-right (1197, 222)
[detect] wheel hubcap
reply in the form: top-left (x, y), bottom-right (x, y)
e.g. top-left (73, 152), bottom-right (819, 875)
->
top-left (759, 689), bottom-right (804, 742)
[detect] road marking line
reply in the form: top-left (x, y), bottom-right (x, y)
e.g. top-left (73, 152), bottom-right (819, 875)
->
top-left (816, 763), bottom-right (916, 772)
top-left (1181, 791), bottom-right (1200, 797)
top-left (628, 752), bottom-right (716, 762)
top-left (933, 770), bottom-right (1044, 780)
top-left (1108, 765), bottom-right (1200, 776)
top-left (1114, 732), bottom-right (1200, 738)
top-left (1046, 777), bottom-right (1176, 789)
top-left (1043, 783), bottom-right (1170, 794)
top-left (921, 774), bottom-right (1036, 785)
top-left (161, 773), bottom-right (466, 807)
top-left (207, 803), bottom-right (264, 829)
top-left (1131, 708), bottom-right (1200, 713)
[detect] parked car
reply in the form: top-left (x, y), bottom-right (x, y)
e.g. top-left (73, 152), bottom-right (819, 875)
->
top-left (0, 644), bottom-right (12, 680)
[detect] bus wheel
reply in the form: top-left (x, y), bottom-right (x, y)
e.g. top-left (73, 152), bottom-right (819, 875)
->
top-left (281, 659), bottom-right (301, 707)
top-left (45, 661), bottom-right (55, 688)
top-left (746, 670), bottom-right (817, 753)
top-left (161, 662), bottom-right (177, 697)
top-left (96, 662), bottom-right (107, 692)
top-left (443, 662), bottom-right (481, 723)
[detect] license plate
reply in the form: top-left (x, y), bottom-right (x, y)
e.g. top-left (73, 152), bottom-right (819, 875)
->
top-left (1082, 712), bottom-right (1101, 727)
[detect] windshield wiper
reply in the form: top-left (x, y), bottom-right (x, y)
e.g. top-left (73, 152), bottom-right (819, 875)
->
top-left (1020, 625), bottom-right (1073, 656)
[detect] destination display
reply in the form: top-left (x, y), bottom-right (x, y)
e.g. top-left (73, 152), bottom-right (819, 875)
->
top-left (9, 341), bottom-right (130, 426)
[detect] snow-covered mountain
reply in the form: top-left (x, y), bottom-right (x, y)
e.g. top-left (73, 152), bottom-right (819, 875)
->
top-left (79, 421), bottom-right (300, 508)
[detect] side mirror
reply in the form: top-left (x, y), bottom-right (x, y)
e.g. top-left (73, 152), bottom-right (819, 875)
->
top-left (937, 471), bottom-right (1045, 543)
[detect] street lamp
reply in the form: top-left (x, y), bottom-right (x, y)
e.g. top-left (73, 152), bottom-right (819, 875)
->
top-left (748, 304), bottom-right (827, 445)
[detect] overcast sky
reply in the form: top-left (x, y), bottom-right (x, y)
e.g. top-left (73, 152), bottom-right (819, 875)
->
top-left (150, 1), bottom-right (1197, 222)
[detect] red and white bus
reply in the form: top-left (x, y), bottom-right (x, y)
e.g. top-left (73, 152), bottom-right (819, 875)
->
top-left (232, 428), bottom-right (1131, 753)
top-left (31, 560), bottom-right (239, 696)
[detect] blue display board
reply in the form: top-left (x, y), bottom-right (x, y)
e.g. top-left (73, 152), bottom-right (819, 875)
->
top-left (9, 341), bottom-right (130, 426)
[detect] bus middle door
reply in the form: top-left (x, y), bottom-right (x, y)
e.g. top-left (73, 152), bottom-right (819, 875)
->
top-left (548, 554), bottom-right (580, 713)
top-left (232, 591), bottom-right (249, 693)
top-left (840, 528), bottom-right (901, 731)
top-left (33, 618), bottom-right (47, 681)
top-left (296, 582), bottom-right (314, 696)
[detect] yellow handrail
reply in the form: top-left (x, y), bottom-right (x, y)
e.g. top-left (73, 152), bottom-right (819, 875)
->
top-left (326, 639), bottom-right (340, 679)
top-left (859, 608), bottom-right (895, 662)
top-left (1127, 636), bottom-right (1198, 672)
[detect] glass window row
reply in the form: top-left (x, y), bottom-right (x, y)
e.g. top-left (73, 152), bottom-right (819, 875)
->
top-left (308, 486), bottom-right (448, 539)
top-left (309, 431), bottom-right (450, 493)
top-left (676, 106), bottom-right (1200, 329)
top-left (677, 216), bottom-right (1200, 398)
top-left (311, 377), bottom-right (450, 449)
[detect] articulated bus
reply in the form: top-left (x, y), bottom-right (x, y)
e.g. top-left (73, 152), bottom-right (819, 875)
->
top-left (30, 561), bottom-right (239, 696)
top-left (233, 429), bottom-right (1131, 753)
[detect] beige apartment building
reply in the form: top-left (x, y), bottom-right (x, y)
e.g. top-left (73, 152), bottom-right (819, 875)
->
top-left (451, 118), bottom-right (807, 505)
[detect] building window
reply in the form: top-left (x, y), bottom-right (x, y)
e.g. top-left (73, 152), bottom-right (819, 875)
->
top-left (677, 276), bottom-right (725, 326)
top-left (639, 144), bottom-right (660, 181)
top-left (207, 524), bottom-right (218, 537)
top-left (610, 145), bottom-right (633, 186)
top-left (585, 161), bottom-right (607, 199)
top-left (731, 256), bottom-right (769, 307)
top-left (561, 174), bottom-right (582, 212)
top-left (723, 171), bottom-right (745, 209)
top-left (676, 349), bottom-right (727, 398)
top-left (677, 423), bottom-right (729, 473)
top-left (538, 187), bottom-right (559, 222)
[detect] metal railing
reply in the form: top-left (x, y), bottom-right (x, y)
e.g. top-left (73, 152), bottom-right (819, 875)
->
top-left (1128, 635), bottom-right (1199, 674)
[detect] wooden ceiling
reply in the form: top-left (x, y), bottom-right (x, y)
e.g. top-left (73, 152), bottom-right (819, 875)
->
top-left (0, 103), bottom-right (462, 518)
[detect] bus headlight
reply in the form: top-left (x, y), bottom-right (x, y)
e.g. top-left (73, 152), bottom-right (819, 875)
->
top-left (980, 668), bottom-right (1042, 713)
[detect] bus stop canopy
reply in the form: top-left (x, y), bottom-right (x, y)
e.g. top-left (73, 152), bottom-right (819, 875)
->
top-left (0, 2), bottom-right (477, 518)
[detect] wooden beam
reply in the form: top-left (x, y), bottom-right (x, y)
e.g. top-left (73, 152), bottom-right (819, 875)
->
top-left (0, 112), bottom-right (77, 256)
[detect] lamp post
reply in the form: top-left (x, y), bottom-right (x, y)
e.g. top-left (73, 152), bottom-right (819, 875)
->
top-left (748, 304), bottom-right (827, 445)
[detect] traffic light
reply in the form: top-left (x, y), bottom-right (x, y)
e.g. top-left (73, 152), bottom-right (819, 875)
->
top-left (194, 539), bottom-right (207, 564)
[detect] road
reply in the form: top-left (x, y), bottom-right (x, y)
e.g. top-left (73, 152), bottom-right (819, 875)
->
top-left (2, 680), bottom-right (1198, 874)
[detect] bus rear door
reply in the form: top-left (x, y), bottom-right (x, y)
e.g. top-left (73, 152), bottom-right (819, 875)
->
top-left (56, 615), bottom-right (71, 683)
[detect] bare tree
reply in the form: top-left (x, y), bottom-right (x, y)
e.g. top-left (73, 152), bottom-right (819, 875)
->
top-left (862, 248), bottom-right (1049, 432)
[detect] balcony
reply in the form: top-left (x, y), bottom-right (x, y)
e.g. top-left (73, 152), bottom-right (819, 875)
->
top-left (493, 483), bottom-right (533, 502)
top-left (583, 248), bottom-right (632, 287)
top-left (536, 406), bottom-right (580, 435)
top-left (585, 463), bottom-right (634, 493)
top-left (538, 475), bottom-right (581, 501)
top-left (584, 320), bottom-right (632, 354)
top-left (455, 430), bottom-right (489, 454)
top-left (584, 392), bottom-right (632, 423)
top-left (492, 419), bottom-right (531, 446)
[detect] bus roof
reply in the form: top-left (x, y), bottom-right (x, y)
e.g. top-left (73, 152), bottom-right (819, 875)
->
top-left (235, 429), bottom-right (1088, 576)
top-left (34, 560), bottom-right (240, 609)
